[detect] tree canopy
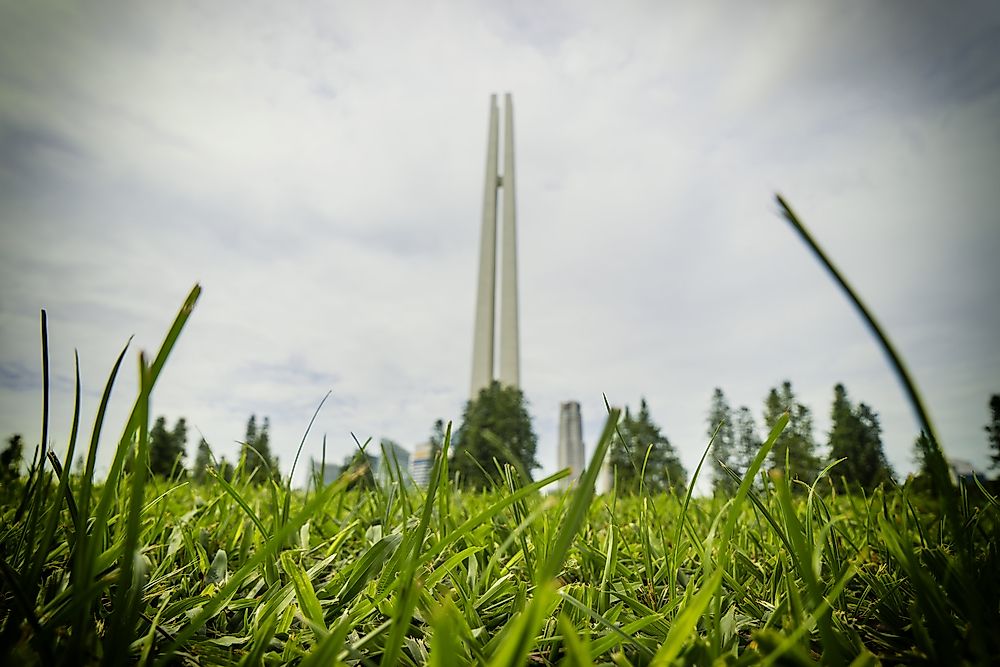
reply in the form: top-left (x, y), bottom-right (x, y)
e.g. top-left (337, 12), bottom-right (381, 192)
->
top-left (706, 388), bottom-right (737, 494)
top-left (734, 406), bottom-right (762, 477)
top-left (450, 381), bottom-right (538, 489)
top-left (987, 394), bottom-right (1000, 471)
top-left (191, 438), bottom-right (213, 484)
top-left (609, 398), bottom-right (686, 494)
top-left (1, 434), bottom-right (23, 482)
top-left (149, 416), bottom-right (188, 478)
top-left (827, 383), bottom-right (894, 490)
top-left (763, 381), bottom-right (820, 485)
top-left (242, 415), bottom-right (279, 484)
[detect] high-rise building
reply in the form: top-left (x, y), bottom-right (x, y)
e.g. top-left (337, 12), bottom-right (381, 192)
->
top-left (409, 442), bottom-right (435, 487)
top-left (470, 93), bottom-right (520, 398)
top-left (373, 440), bottom-right (410, 487)
top-left (558, 401), bottom-right (585, 490)
top-left (309, 460), bottom-right (341, 489)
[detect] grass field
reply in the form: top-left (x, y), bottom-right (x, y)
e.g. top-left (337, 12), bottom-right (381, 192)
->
top-left (2, 282), bottom-right (998, 665)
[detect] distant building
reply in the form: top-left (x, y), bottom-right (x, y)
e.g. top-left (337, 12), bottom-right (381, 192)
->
top-left (558, 401), bottom-right (585, 490)
top-left (373, 440), bottom-right (411, 487)
top-left (310, 460), bottom-right (341, 488)
top-left (409, 442), bottom-right (435, 487)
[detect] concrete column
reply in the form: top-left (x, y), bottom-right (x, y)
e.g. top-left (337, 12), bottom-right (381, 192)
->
top-left (498, 93), bottom-right (520, 388)
top-left (470, 95), bottom-right (499, 398)
top-left (558, 401), bottom-right (584, 489)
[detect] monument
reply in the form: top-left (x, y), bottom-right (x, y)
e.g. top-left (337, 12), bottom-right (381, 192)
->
top-left (470, 93), bottom-right (520, 398)
top-left (557, 401), bottom-right (585, 489)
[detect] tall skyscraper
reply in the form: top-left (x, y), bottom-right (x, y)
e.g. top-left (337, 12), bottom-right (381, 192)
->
top-left (470, 93), bottom-right (520, 398)
top-left (558, 401), bottom-right (585, 489)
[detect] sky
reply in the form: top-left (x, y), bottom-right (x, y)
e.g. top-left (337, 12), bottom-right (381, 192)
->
top-left (1, 1), bottom-right (999, 491)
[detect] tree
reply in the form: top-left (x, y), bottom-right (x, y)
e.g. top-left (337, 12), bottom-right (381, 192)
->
top-left (827, 384), bottom-right (894, 491)
top-left (149, 416), bottom-right (188, 478)
top-left (910, 432), bottom-right (947, 494)
top-left (609, 398), bottom-right (687, 494)
top-left (429, 419), bottom-right (448, 458)
top-left (191, 438), bottom-right (213, 484)
top-left (242, 414), bottom-right (279, 484)
top-left (706, 388), bottom-right (737, 494)
top-left (987, 394), bottom-right (1000, 470)
top-left (450, 381), bottom-right (538, 489)
top-left (763, 381), bottom-right (820, 485)
top-left (218, 457), bottom-right (235, 483)
top-left (734, 406), bottom-right (762, 477)
top-left (1, 434), bottom-right (23, 482)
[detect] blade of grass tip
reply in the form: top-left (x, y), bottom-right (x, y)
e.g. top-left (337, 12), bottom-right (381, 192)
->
top-left (285, 391), bottom-right (332, 524)
top-left (46, 450), bottom-right (80, 531)
top-left (38, 309), bottom-right (51, 488)
top-left (207, 468), bottom-right (272, 540)
top-left (279, 552), bottom-right (326, 635)
top-left (91, 285), bottom-right (201, 551)
top-left (379, 421), bottom-right (452, 667)
top-left (673, 421), bottom-right (721, 592)
top-left (603, 393), bottom-right (640, 479)
top-left (538, 408), bottom-right (620, 584)
top-left (106, 352), bottom-right (152, 667)
top-left (76, 286), bottom-right (199, 656)
top-left (13, 311), bottom-right (52, 579)
top-left (22, 310), bottom-right (50, 506)
top-left (437, 422), bottom-right (452, 541)
top-left (29, 351), bottom-right (82, 591)
top-left (775, 196), bottom-right (960, 536)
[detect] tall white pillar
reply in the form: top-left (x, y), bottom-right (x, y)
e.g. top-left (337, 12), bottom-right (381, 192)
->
top-left (470, 93), bottom-right (521, 399)
top-left (470, 95), bottom-right (500, 398)
top-left (498, 93), bottom-right (520, 388)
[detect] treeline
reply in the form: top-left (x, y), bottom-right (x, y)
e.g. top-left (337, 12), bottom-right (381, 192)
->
top-left (435, 382), bottom-right (1000, 495)
top-left (152, 414), bottom-right (280, 484)
top-left (706, 381), bottom-right (898, 495)
top-left (3, 390), bottom-right (998, 494)
top-left (1, 414), bottom-right (280, 486)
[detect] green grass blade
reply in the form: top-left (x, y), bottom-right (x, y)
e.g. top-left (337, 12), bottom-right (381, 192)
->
top-left (280, 551), bottom-right (326, 634)
top-left (650, 569), bottom-right (724, 666)
top-left (538, 410), bottom-right (620, 583)
top-left (106, 353), bottom-right (152, 666)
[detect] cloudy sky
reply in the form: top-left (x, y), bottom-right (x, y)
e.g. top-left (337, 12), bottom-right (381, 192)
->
top-left (1, 1), bottom-right (998, 490)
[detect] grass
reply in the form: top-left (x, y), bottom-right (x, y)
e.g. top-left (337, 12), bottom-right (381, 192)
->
top-left (2, 198), bottom-right (999, 664)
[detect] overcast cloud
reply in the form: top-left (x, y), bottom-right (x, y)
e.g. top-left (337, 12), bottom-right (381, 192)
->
top-left (1, 1), bottom-right (998, 490)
